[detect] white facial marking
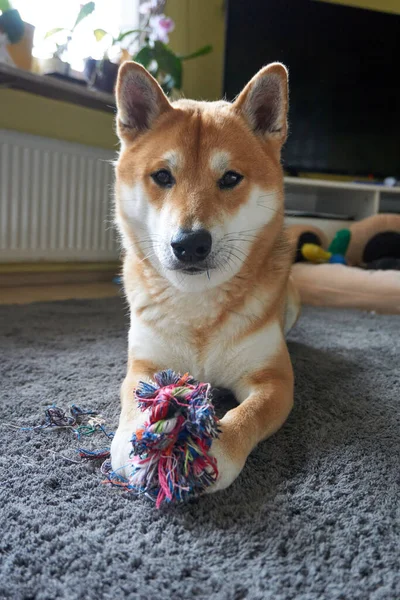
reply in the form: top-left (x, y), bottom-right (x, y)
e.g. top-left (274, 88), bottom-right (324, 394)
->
top-left (119, 182), bottom-right (150, 225)
top-left (201, 184), bottom-right (279, 286)
top-left (210, 150), bottom-right (231, 174)
top-left (118, 181), bottom-right (164, 265)
top-left (162, 150), bottom-right (181, 171)
top-left (118, 181), bottom-right (182, 275)
top-left (225, 184), bottom-right (279, 237)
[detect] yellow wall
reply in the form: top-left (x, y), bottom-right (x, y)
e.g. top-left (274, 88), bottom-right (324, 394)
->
top-left (316, 0), bottom-right (400, 15)
top-left (0, 89), bottom-right (117, 149)
top-left (166, 0), bottom-right (226, 100)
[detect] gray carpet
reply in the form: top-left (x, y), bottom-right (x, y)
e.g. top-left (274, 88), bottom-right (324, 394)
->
top-left (1, 298), bottom-right (399, 600)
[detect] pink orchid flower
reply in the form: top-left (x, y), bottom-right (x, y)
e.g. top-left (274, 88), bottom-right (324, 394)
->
top-left (149, 14), bottom-right (175, 44)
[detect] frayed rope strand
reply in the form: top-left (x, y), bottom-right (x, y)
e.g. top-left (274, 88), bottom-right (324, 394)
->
top-left (18, 403), bottom-right (114, 461)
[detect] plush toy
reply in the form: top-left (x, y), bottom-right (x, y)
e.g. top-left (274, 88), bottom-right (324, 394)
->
top-left (286, 224), bottom-right (329, 263)
top-left (300, 228), bottom-right (351, 265)
top-left (301, 243), bottom-right (333, 263)
top-left (328, 229), bottom-right (351, 256)
top-left (105, 370), bottom-right (220, 508)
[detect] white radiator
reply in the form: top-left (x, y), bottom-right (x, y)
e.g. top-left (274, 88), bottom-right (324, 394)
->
top-left (0, 129), bottom-right (119, 262)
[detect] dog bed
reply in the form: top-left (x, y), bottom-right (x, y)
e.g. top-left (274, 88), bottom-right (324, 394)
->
top-left (292, 262), bottom-right (400, 314)
top-left (288, 214), bottom-right (400, 314)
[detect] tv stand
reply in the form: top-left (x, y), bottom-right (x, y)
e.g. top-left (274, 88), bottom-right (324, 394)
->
top-left (284, 176), bottom-right (400, 236)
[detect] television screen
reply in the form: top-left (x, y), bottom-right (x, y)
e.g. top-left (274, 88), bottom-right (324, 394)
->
top-left (224, 0), bottom-right (400, 178)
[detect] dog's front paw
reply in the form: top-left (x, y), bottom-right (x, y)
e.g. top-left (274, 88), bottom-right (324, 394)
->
top-left (110, 412), bottom-right (148, 480)
top-left (207, 422), bottom-right (246, 494)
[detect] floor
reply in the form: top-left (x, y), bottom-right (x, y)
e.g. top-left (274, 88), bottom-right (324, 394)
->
top-left (1, 298), bottom-right (399, 599)
top-left (0, 282), bottom-right (119, 305)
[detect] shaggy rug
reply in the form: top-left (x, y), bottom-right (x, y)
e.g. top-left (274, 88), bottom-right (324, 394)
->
top-left (1, 298), bottom-right (399, 600)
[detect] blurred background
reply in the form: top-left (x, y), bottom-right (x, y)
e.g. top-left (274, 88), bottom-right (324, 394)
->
top-left (0, 0), bottom-right (399, 303)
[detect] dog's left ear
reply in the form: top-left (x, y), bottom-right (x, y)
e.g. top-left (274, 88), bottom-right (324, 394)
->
top-left (234, 63), bottom-right (288, 144)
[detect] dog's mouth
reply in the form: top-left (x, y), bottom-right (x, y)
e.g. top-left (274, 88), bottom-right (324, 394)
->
top-left (166, 257), bottom-right (215, 275)
top-left (168, 262), bottom-right (215, 275)
top-left (180, 266), bottom-right (207, 275)
top-left (162, 246), bottom-right (230, 278)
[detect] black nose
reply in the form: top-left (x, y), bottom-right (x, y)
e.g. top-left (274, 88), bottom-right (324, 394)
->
top-left (171, 229), bottom-right (212, 263)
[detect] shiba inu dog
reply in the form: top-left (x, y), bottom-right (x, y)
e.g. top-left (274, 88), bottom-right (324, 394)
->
top-left (111, 60), bottom-right (300, 493)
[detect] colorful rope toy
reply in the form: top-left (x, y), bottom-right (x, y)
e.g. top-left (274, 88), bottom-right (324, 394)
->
top-left (105, 370), bottom-right (220, 508)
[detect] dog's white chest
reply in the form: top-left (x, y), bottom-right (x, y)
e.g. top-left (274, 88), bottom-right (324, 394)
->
top-left (129, 302), bottom-right (282, 399)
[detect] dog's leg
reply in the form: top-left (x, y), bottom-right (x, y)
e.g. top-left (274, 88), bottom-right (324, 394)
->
top-left (110, 358), bottom-right (158, 478)
top-left (209, 342), bottom-right (294, 492)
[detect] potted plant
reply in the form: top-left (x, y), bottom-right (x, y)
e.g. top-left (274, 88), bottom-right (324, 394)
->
top-left (133, 0), bottom-right (212, 96)
top-left (0, 0), bottom-right (32, 69)
top-left (86, 0), bottom-right (212, 96)
top-left (84, 28), bottom-right (143, 94)
top-left (39, 1), bottom-right (95, 83)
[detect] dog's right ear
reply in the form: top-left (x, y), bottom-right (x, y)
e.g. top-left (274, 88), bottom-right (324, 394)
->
top-left (233, 63), bottom-right (289, 144)
top-left (116, 61), bottom-right (172, 143)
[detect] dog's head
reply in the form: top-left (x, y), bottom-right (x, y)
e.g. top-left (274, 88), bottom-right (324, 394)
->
top-left (115, 61), bottom-right (288, 292)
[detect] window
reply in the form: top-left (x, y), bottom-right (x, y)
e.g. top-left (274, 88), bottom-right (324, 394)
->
top-left (12, 0), bottom-right (139, 71)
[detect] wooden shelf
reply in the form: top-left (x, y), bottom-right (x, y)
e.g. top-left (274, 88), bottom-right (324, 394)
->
top-left (284, 176), bottom-right (400, 235)
top-left (0, 64), bottom-right (115, 113)
top-left (284, 176), bottom-right (400, 194)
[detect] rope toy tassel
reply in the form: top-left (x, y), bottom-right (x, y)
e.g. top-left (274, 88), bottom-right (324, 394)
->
top-left (117, 370), bottom-right (220, 507)
top-left (78, 448), bottom-right (111, 460)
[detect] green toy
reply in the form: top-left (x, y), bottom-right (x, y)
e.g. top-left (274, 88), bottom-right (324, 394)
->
top-left (328, 229), bottom-right (351, 256)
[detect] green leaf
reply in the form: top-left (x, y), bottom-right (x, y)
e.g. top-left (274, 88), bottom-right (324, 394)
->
top-left (153, 41), bottom-right (182, 90)
top-left (180, 44), bottom-right (213, 61)
top-left (44, 27), bottom-right (65, 39)
top-left (93, 28), bottom-right (107, 42)
top-left (133, 45), bottom-right (153, 68)
top-left (115, 29), bottom-right (145, 43)
top-left (73, 1), bottom-right (95, 31)
top-left (0, 0), bottom-right (12, 12)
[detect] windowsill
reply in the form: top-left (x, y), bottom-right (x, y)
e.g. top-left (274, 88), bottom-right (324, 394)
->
top-left (0, 63), bottom-right (115, 113)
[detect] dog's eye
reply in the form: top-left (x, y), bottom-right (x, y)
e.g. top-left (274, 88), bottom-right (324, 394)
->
top-left (218, 171), bottom-right (243, 190)
top-left (151, 169), bottom-right (175, 188)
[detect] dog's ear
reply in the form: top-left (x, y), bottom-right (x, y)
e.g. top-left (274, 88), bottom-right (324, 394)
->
top-left (233, 63), bottom-right (288, 144)
top-left (116, 61), bottom-right (172, 143)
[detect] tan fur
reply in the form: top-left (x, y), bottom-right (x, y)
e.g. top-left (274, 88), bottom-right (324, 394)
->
top-left (111, 61), bottom-right (300, 493)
